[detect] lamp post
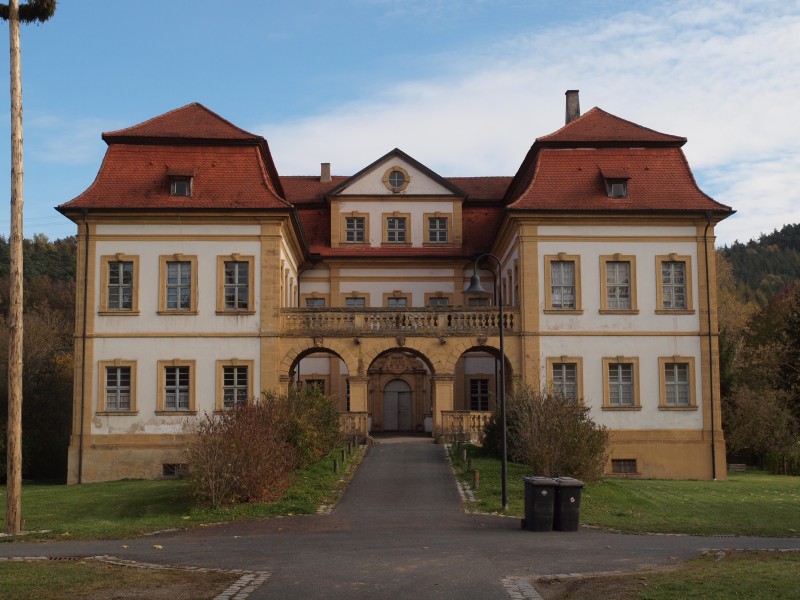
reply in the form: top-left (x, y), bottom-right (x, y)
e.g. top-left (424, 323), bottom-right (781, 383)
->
top-left (464, 253), bottom-right (508, 511)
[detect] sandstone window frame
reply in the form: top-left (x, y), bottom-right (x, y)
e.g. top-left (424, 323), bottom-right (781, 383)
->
top-left (97, 359), bottom-right (137, 415)
top-left (158, 254), bottom-right (198, 314)
top-left (602, 356), bottom-right (641, 410)
top-left (658, 356), bottom-right (697, 410)
top-left (382, 211), bottom-right (411, 245)
top-left (156, 359), bottom-right (197, 415)
top-left (99, 253), bottom-right (140, 315)
top-left (215, 359), bottom-right (254, 411)
top-left (424, 213), bottom-right (452, 245)
top-left (341, 212), bottom-right (369, 244)
top-left (655, 254), bottom-right (694, 314)
top-left (216, 254), bottom-right (256, 314)
top-left (543, 253), bottom-right (583, 313)
top-left (546, 356), bottom-right (584, 403)
top-left (599, 254), bottom-right (638, 314)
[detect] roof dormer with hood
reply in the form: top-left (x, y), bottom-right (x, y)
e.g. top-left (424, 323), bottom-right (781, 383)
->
top-left (504, 94), bottom-right (733, 218)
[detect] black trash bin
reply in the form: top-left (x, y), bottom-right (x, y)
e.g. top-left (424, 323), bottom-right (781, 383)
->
top-left (521, 476), bottom-right (557, 531)
top-left (553, 477), bottom-right (585, 532)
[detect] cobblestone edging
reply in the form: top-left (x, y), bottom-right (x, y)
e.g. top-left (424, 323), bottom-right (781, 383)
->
top-left (501, 575), bottom-right (544, 599)
top-left (0, 555), bottom-right (270, 600)
top-left (507, 548), bottom-right (800, 600)
top-left (444, 444), bottom-right (477, 508)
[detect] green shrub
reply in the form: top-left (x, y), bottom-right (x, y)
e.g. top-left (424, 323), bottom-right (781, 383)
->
top-left (484, 385), bottom-right (609, 483)
top-left (267, 386), bottom-right (340, 468)
top-left (186, 386), bottom-right (340, 507)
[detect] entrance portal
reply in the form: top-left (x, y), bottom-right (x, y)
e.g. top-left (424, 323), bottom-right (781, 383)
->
top-left (383, 379), bottom-right (413, 431)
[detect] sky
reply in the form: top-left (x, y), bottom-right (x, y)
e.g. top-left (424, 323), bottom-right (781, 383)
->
top-left (0, 0), bottom-right (798, 246)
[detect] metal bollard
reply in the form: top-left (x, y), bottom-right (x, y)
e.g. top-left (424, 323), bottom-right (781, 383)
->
top-left (473, 470), bottom-right (479, 490)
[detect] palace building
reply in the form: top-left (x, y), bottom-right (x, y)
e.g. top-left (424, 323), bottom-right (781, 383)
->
top-left (58, 91), bottom-right (733, 483)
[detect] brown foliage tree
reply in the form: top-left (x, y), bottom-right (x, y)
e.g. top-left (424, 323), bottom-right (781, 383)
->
top-left (492, 385), bottom-right (609, 483)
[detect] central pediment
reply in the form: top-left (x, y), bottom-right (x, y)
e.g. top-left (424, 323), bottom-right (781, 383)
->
top-left (327, 149), bottom-right (466, 198)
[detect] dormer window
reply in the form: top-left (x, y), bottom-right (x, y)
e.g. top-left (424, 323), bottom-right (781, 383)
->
top-left (600, 167), bottom-right (630, 199)
top-left (170, 176), bottom-right (193, 197)
top-left (607, 180), bottom-right (627, 198)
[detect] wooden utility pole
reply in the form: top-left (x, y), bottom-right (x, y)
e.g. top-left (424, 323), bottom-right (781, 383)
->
top-left (5, 0), bottom-right (24, 537)
top-left (1, 0), bottom-right (56, 535)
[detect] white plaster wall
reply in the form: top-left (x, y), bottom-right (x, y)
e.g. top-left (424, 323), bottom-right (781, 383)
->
top-left (90, 337), bottom-right (261, 435)
top-left (94, 238), bottom-right (262, 334)
top-left (96, 224), bottom-right (262, 236)
top-left (300, 282), bottom-right (331, 295)
top-left (538, 225), bottom-right (697, 238)
top-left (338, 281), bottom-right (457, 307)
top-left (297, 356), bottom-right (332, 375)
top-left (538, 234), bottom-right (700, 332)
top-left (463, 355), bottom-right (496, 374)
top-left (340, 268), bottom-right (457, 278)
top-left (539, 335), bottom-right (704, 431)
top-left (338, 158), bottom-right (452, 196)
top-left (337, 200), bottom-right (456, 247)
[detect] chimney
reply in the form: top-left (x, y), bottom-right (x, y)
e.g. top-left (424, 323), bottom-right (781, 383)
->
top-left (565, 90), bottom-right (580, 124)
top-left (320, 162), bottom-right (331, 183)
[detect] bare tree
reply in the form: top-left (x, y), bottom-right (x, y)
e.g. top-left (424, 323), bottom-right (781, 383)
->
top-left (1, 0), bottom-right (56, 535)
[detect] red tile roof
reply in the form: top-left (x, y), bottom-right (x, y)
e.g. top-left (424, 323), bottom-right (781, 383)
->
top-left (59, 144), bottom-right (289, 210)
top-left (58, 102), bottom-right (732, 257)
top-left (59, 104), bottom-right (288, 211)
top-left (448, 177), bottom-right (512, 201)
top-left (103, 103), bottom-right (260, 142)
top-left (282, 176), bottom-right (348, 204)
top-left (505, 107), bottom-right (732, 215)
top-left (537, 107), bottom-right (686, 146)
top-left (507, 147), bottom-right (731, 212)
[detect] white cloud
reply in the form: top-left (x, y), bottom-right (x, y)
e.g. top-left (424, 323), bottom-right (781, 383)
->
top-left (27, 114), bottom-right (124, 166)
top-left (256, 0), bottom-right (800, 245)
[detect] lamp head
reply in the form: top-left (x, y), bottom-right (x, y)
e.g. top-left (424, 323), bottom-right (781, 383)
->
top-left (464, 273), bottom-right (489, 296)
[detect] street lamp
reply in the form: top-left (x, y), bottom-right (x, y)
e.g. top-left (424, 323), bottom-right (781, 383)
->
top-left (464, 253), bottom-right (508, 511)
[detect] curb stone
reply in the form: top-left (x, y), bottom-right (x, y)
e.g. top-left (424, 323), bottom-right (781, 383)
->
top-left (0, 555), bottom-right (270, 600)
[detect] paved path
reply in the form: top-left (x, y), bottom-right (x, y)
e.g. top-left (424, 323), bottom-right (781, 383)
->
top-left (3, 441), bottom-right (800, 599)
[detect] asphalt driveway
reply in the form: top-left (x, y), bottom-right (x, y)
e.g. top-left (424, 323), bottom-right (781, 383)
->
top-left (3, 440), bottom-right (800, 599)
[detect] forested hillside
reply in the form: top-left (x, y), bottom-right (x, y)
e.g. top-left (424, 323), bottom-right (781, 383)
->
top-left (717, 223), bottom-right (800, 474)
top-left (720, 223), bottom-right (800, 305)
top-left (0, 235), bottom-right (76, 481)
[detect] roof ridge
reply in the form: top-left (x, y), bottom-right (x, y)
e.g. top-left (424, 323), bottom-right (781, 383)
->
top-left (102, 102), bottom-right (261, 142)
top-left (537, 106), bottom-right (686, 145)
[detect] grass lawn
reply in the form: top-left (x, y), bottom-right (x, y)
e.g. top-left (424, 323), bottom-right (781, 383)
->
top-left (0, 445), bottom-right (363, 541)
top-left (450, 444), bottom-right (800, 537)
top-left (0, 558), bottom-right (238, 600)
top-left (535, 550), bottom-right (800, 599)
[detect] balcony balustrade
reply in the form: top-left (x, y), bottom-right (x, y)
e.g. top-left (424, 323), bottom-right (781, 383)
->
top-left (282, 307), bottom-right (518, 337)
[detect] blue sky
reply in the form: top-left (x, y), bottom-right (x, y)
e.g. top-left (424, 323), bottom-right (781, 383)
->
top-left (1, 0), bottom-right (798, 245)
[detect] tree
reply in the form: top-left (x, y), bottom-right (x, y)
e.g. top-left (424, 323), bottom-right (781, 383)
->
top-left (2, 0), bottom-right (56, 535)
top-left (715, 251), bottom-right (757, 397)
top-left (725, 386), bottom-right (798, 475)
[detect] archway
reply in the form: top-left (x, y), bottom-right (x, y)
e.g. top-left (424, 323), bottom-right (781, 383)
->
top-left (367, 349), bottom-right (434, 433)
top-left (453, 346), bottom-right (513, 413)
top-left (289, 347), bottom-right (350, 412)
